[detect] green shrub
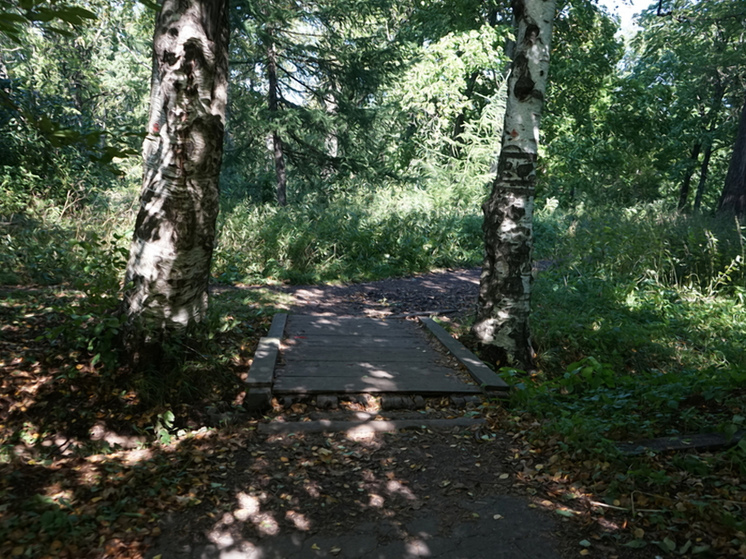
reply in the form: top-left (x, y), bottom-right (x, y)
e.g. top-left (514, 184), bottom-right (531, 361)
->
top-left (213, 179), bottom-right (486, 284)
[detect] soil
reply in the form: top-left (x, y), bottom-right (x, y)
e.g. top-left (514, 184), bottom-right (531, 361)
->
top-left (149, 269), bottom-right (643, 559)
top-left (231, 267), bottom-right (482, 318)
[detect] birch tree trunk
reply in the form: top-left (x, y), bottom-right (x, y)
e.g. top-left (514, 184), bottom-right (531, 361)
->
top-left (693, 143), bottom-right (713, 213)
top-left (122, 0), bottom-right (229, 354)
top-left (472, 0), bottom-right (556, 369)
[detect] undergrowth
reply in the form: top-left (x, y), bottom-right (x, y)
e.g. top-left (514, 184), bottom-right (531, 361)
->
top-left (213, 179), bottom-right (485, 284)
top-left (520, 200), bottom-right (745, 447)
top-left (469, 201), bottom-right (746, 556)
top-left (2, 176), bottom-right (746, 556)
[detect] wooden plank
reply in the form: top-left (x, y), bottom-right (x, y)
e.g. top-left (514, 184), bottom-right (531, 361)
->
top-left (617, 431), bottom-right (745, 456)
top-left (282, 346), bottom-right (434, 362)
top-left (267, 312), bottom-right (288, 338)
top-left (247, 337), bottom-right (279, 386)
top-left (287, 316), bottom-right (418, 337)
top-left (273, 375), bottom-right (481, 394)
top-left (420, 318), bottom-right (508, 391)
top-left (284, 336), bottom-right (426, 348)
top-left (276, 362), bottom-right (463, 378)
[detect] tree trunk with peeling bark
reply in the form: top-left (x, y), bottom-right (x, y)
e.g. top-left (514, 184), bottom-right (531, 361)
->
top-left (122, 0), bottom-right (229, 361)
top-left (472, 0), bottom-right (556, 369)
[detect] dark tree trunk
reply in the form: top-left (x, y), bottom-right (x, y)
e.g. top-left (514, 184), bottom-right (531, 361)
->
top-left (718, 96), bottom-right (746, 218)
top-left (678, 142), bottom-right (700, 211)
top-left (122, 0), bottom-right (229, 361)
top-left (693, 143), bottom-right (713, 212)
top-left (450, 70), bottom-right (480, 158)
top-left (472, 0), bottom-right (556, 369)
top-left (267, 34), bottom-right (287, 206)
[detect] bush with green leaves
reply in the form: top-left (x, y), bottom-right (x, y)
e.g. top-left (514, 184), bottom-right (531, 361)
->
top-left (213, 179), bottom-right (486, 284)
top-left (494, 201), bottom-right (746, 455)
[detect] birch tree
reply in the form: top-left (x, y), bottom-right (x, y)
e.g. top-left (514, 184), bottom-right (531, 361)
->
top-left (472, 0), bottom-right (556, 369)
top-left (122, 0), bottom-right (229, 358)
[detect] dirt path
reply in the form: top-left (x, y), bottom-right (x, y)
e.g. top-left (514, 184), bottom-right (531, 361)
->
top-left (227, 267), bottom-right (482, 318)
top-left (147, 268), bottom-right (640, 559)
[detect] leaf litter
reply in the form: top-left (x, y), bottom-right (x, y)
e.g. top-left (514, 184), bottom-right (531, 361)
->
top-left (2, 283), bottom-right (745, 558)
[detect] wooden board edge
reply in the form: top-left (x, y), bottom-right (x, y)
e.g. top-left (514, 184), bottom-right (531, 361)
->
top-left (258, 417), bottom-right (486, 435)
top-left (267, 312), bottom-right (288, 339)
top-left (419, 317), bottom-right (509, 391)
top-left (247, 336), bottom-right (280, 387)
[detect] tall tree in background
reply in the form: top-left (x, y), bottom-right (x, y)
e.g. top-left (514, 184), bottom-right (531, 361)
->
top-left (122, 0), bottom-right (229, 359)
top-left (718, 96), bottom-right (746, 218)
top-left (227, 0), bottom-right (403, 203)
top-left (472, 0), bottom-right (556, 369)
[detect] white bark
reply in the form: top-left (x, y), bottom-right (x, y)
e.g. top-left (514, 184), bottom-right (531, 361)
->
top-left (123, 0), bottom-right (229, 333)
top-left (473, 0), bottom-right (556, 368)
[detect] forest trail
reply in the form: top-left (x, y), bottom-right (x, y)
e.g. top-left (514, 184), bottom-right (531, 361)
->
top-left (146, 281), bottom-right (573, 559)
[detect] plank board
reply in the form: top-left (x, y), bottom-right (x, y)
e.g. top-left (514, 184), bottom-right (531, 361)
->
top-left (282, 346), bottom-right (434, 362)
top-left (258, 417), bottom-right (485, 435)
top-left (617, 431), bottom-right (745, 455)
top-left (273, 375), bottom-right (482, 394)
top-left (284, 336), bottom-right (427, 348)
top-left (287, 315), bottom-right (419, 337)
top-left (420, 318), bottom-right (509, 391)
top-left (260, 314), bottom-right (500, 398)
top-left (276, 362), bottom-right (464, 379)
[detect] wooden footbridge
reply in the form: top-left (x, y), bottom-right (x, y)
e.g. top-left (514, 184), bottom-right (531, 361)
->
top-left (245, 313), bottom-right (508, 409)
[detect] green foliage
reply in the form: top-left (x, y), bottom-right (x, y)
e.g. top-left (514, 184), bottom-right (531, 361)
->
top-left (1, 0), bottom-right (149, 213)
top-left (396, 24), bottom-right (508, 164)
top-left (0, 0), bottom-right (96, 43)
top-left (43, 233), bottom-right (129, 371)
top-left (542, 0), bottom-right (746, 209)
top-left (496, 202), bottom-right (746, 454)
top-left (214, 179), bottom-right (486, 284)
top-left (225, 0), bottom-right (406, 199)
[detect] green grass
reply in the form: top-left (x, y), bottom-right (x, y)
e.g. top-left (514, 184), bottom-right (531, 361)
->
top-left (499, 200), bottom-right (746, 450)
top-left (213, 179), bottom-right (486, 284)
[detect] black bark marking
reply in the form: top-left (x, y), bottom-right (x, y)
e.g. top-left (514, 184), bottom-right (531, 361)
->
top-left (512, 54), bottom-right (535, 101)
top-left (512, 0), bottom-right (525, 22)
top-left (517, 163), bottom-right (534, 178)
top-left (163, 51), bottom-right (177, 66)
top-left (524, 24), bottom-right (540, 45)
